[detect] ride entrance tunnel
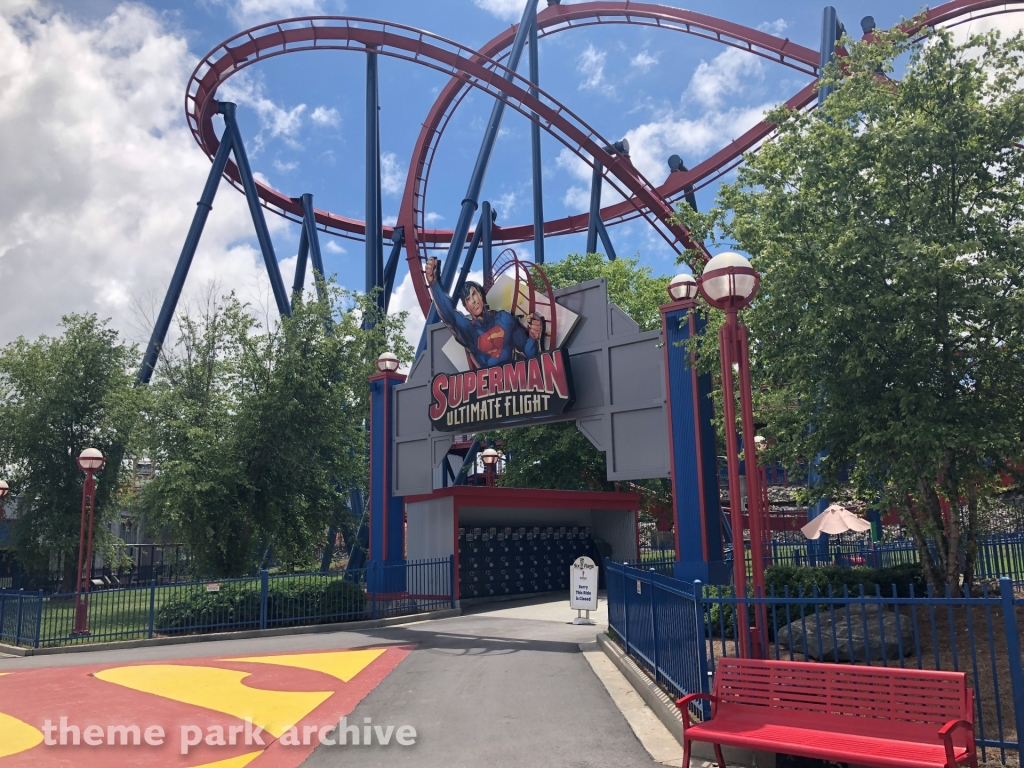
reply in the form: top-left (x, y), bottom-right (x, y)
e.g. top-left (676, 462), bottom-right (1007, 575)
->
top-left (0, 645), bottom-right (410, 766)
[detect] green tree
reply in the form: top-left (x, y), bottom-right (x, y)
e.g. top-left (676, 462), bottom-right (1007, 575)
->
top-left (0, 315), bottom-right (140, 589)
top-left (491, 253), bottom-right (670, 507)
top-left (139, 284), bottom-right (411, 577)
top-left (676, 24), bottom-right (1024, 590)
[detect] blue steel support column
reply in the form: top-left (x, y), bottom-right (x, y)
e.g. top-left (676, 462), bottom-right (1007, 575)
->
top-left (365, 48), bottom-right (383, 321)
top-left (137, 107), bottom-right (234, 385)
top-left (292, 225), bottom-right (309, 297)
top-left (596, 218), bottom-right (618, 261)
top-left (415, 0), bottom-right (539, 356)
top-left (368, 369), bottom-right (407, 572)
top-left (382, 227), bottom-right (405, 312)
top-left (819, 6), bottom-right (841, 106)
top-left (586, 161), bottom-right (602, 255)
top-left (481, 201), bottom-right (494, 288)
top-left (661, 299), bottom-right (728, 584)
top-left (451, 223), bottom-right (485, 303)
top-left (528, 13), bottom-right (545, 264)
top-left (222, 103), bottom-right (291, 318)
top-left (299, 193), bottom-right (327, 301)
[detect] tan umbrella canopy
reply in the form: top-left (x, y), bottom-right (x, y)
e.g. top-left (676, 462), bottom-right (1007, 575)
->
top-left (800, 504), bottom-right (873, 540)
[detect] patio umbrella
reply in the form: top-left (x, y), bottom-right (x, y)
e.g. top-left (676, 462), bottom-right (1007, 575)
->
top-left (800, 504), bottom-right (873, 540)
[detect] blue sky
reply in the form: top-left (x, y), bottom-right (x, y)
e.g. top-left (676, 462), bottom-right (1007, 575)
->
top-left (0, 0), bottom-right (1016, 348)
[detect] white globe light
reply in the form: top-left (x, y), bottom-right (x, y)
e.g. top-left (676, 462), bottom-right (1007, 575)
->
top-left (667, 273), bottom-right (698, 302)
top-left (699, 252), bottom-right (758, 308)
top-left (480, 448), bottom-right (500, 466)
top-left (0, 479), bottom-right (8, 499)
top-left (376, 352), bottom-right (400, 372)
top-left (77, 448), bottom-right (106, 473)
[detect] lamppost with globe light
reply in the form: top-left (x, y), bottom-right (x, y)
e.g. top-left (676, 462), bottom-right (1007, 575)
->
top-left (73, 448), bottom-right (106, 635)
top-left (670, 252), bottom-right (768, 658)
top-left (480, 448), bottom-right (500, 486)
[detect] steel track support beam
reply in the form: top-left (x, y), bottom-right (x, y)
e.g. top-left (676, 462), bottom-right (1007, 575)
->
top-left (365, 48), bottom-right (384, 323)
top-left (136, 108), bottom-right (235, 385)
top-left (528, 13), bottom-right (545, 264)
top-left (451, 221), bottom-right (485, 306)
top-left (481, 200), bottom-right (494, 289)
top-left (819, 6), bottom-right (842, 105)
top-left (299, 193), bottom-right (327, 301)
top-left (586, 161), bottom-right (603, 255)
top-left (293, 224), bottom-right (310, 297)
top-left (416, 0), bottom-right (539, 356)
top-left (223, 103), bottom-right (291, 318)
top-left (382, 226), bottom-right (405, 312)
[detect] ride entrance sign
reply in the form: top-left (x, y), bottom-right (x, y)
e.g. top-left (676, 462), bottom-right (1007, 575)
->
top-left (570, 556), bottom-right (598, 625)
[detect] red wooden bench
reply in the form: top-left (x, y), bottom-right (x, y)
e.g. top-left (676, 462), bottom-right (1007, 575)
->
top-left (676, 658), bottom-right (976, 768)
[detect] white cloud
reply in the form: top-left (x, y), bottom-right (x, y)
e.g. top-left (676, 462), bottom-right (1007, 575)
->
top-left (273, 159), bottom-right (298, 172)
top-left (494, 191), bottom-right (516, 217)
top-left (0, 2), bottom-right (293, 346)
top-left (424, 212), bottom-right (444, 225)
top-left (687, 47), bottom-right (764, 109)
top-left (758, 19), bottom-right (788, 36)
top-left (623, 103), bottom-right (775, 186)
top-left (555, 147), bottom-right (592, 182)
top-left (310, 106), bottom-right (340, 127)
top-left (218, 71), bottom-right (307, 151)
top-left (472, 0), bottom-right (526, 22)
top-left (631, 50), bottom-right (658, 72)
top-left (211, 0), bottom-right (332, 28)
top-left (324, 239), bottom-right (346, 254)
top-left (563, 185), bottom-right (591, 212)
top-left (388, 270), bottom-right (427, 356)
top-left (382, 215), bottom-right (398, 227)
top-left (380, 151), bottom-right (404, 196)
top-left (577, 44), bottom-right (610, 93)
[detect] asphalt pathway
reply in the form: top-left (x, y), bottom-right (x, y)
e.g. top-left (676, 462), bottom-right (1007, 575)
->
top-left (301, 595), bottom-right (660, 768)
top-left (0, 594), bottom-right (661, 768)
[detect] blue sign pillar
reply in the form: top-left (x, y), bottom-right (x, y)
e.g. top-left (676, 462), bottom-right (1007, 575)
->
top-left (661, 299), bottom-right (729, 584)
top-left (368, 369), bottom-right (406, 568)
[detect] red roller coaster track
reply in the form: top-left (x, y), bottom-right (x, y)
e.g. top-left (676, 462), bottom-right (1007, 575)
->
top-left (184, 0), bottom-right (1024, 317)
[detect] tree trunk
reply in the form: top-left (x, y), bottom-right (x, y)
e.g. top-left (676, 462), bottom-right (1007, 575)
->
top-left (902, 495), bottom-right (945, 590)
top-left (963, 480), bottom-right (979, 593)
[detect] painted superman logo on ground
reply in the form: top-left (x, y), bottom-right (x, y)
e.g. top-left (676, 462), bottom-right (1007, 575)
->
top-left (0, 644), bottom-right (412, 767)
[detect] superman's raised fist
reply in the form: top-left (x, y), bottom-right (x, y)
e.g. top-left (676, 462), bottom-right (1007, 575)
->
top-left (425, 257), bottom-right (440, 286)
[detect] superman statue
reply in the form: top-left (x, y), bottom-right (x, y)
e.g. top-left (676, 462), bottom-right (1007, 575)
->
top-left (425, 256), bottom-right (544, 369)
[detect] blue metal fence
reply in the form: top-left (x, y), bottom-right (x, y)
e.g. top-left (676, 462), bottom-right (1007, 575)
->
top-left (0, 557), bottom-right (454, 649)
top-left (768, 533), bottom-right (1024, 584)
top-left (607, 559), bottom-right (1024, 764)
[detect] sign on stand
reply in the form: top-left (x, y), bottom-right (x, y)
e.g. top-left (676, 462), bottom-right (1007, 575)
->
top-left (570, 556), bottom-right (599, 625)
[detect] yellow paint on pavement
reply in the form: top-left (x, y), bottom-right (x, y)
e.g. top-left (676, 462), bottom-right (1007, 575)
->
top-left (224, 649), bottom-right (386, 683)
top-left (0, 710), bottom-right (44, 758)
top-left (190, 750), bottom-right (264, 768)
top-left (94, 665), bottom-right (331, 738)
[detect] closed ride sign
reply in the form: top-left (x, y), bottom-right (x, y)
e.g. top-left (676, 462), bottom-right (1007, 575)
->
top-left (570, 556), bottom-right (598, 611)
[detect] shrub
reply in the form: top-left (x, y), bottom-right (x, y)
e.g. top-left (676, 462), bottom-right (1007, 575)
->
top-left (156, 576), bottom-right (367, 634)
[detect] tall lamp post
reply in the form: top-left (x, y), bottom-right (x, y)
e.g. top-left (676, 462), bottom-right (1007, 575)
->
top-left (689, 252), bottom-right (767, 658)
top-left (73, 448), bottom-right (105, 635)
top-left (480, 448), bottom-right (499, 487)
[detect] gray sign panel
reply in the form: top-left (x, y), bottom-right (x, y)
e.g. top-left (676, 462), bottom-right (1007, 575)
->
top-left (392, 278), bottom-right (670, 496)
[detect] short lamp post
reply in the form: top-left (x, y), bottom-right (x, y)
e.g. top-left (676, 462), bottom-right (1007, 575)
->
top-left (682, 252), bottom-right (767, 658)
top-left (73, 448), bottom-right (106, 635)
top-left (480, 448), bottom-right (500, 487)
top-left (0, 480), bottom-right (8, 524)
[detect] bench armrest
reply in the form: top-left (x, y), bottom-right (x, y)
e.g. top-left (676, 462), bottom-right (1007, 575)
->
top-left (938, 719), bottom-right (974, 768)
top-left (676, 693), bottom-right (716, 732)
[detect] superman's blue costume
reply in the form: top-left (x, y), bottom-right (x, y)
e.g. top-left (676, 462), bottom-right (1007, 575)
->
top-left (430, 281), bottom-right (538, 368)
